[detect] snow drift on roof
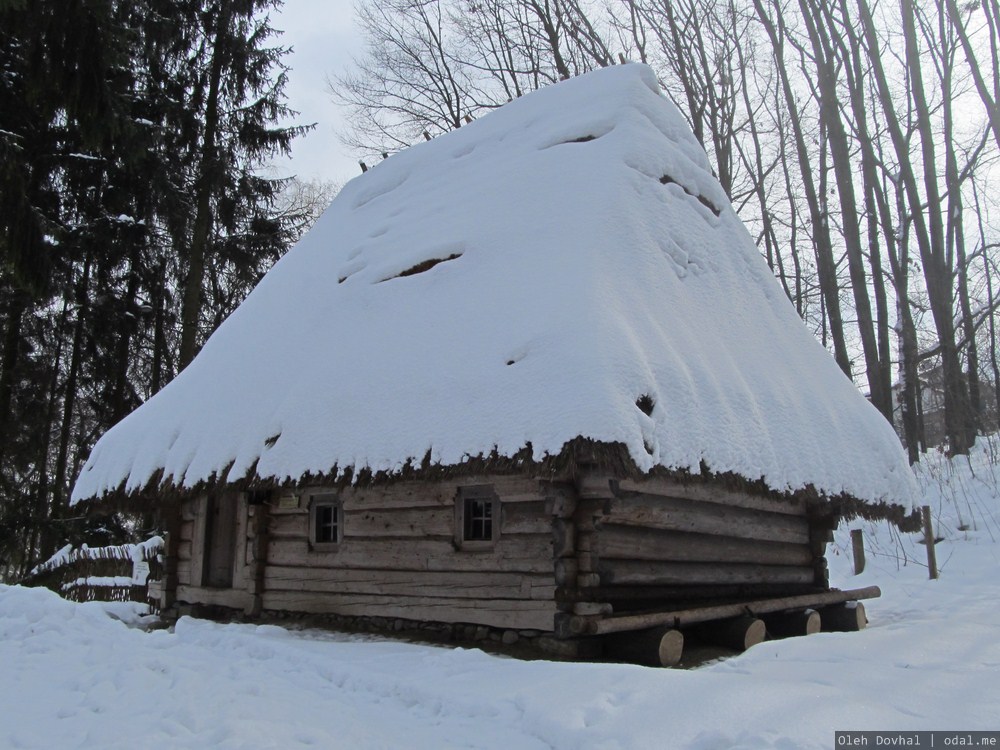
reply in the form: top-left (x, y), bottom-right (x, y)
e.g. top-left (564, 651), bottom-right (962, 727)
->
top-left (71, 64), bottom-right (917, 508)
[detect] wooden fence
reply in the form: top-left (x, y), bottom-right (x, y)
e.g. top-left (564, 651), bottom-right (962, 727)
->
top-left (22, 538), bottom-right (164, 607)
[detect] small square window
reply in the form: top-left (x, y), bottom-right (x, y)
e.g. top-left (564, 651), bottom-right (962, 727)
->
top-left (456, 486), bottom-right (499, 548)
top-left (309, 493), bottom-right (341, 547)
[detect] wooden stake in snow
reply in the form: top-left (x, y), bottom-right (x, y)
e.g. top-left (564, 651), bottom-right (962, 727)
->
top-left (923, 505), bottom-right (939, 580)
top-left (851, 528), bottom-right (866, 575)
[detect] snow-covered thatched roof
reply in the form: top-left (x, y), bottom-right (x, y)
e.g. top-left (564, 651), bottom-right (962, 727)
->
top-left (71, 64), bottom-right (917, 510)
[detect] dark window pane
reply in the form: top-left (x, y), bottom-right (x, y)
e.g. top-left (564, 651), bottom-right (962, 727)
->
top-left (315, 504), bottom-right (338, 543)
top-left (463, 497), bottom-right (493, 541)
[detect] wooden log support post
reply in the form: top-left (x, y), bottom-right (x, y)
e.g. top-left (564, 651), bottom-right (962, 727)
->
top-left (851, 529), bottom-right (866, 575)
top-left (693, 615), bottom-right (766, 652)
top-left (158, 505), bottom-right (181, 612)
top-left (245, 499), bottom-right (270, 617)
top-left (922, 505), bottom-right (939, 580)
top-left (605, 626), bottom-right (685, 667)
top-left (763, 609), bottom-right (821, 637)
top-left (817, 601), bottom-right (866, 631)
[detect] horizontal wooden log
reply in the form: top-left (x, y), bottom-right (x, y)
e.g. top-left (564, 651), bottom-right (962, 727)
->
top-left (179, 519), bottom-right (195, 542)
top-left (763, 609), bottom-right (821, 637)
top-left (267, 535), bottom-right (553, 574)
top-left (693, 615), bottom-right (765, 651)
top-left (556, 582), bottom-right (823, 605)
top-left (261, 590), bottom-right (556, 631)
top-left (264, 566), bottom-right (554, 600)
top-left (500, 501), bottom-right (551, 535)
top-left (606, 493), bottom-right (810, 545)
top-left (597, 559), bottom-right (816, 586)
top-left (604, 626), bottom-right (684, 667)
top-left (598, 525), bottom-right (814, 566)
top-left (176, 585), bottom-right (253, 610)
top-left (614, 478), bottom-right (806, 517)
top-left (346, 507), bottom-right (453, 538)
top-left (578, 586), bottom-right (881, 635)
top-left (267, 500), bottom-right (551, 539)
top-left (177, 540), bottom-right (193, 561)
top-left (817, 601), bottom-right (867, 631)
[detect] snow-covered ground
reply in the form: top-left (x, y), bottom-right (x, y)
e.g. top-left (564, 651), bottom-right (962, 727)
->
top-left (4, 444), bottom-right (999, 749)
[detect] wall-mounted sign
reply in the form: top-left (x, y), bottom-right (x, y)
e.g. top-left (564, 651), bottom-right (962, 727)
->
top-left (278, 494), bottom-right (300, 510)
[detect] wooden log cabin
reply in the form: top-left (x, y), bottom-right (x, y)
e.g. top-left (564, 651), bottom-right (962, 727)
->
top-left (73, 64), bottom-right (918, 663)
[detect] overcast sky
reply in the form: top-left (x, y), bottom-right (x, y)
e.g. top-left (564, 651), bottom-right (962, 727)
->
top-left (269, 1), bottom-right (364, 188)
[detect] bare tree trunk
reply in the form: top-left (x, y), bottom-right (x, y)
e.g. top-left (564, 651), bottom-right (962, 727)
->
top-left (48, 255), bottom-right (92, 551)
top-left (0, 288), bottom-right (29, 469)
top-left (754, 0), bottom-right (853, 377)
top-left (945, 0), bottom-right (1000, 153)
top-left (858, 0), bottom-right (972, 453)
top-left (799, 0), bottom-right (890, 419)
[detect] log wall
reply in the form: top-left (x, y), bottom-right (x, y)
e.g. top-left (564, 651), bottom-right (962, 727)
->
top-left (560, 475), bottom-right (828, 616)
top-left (259, 476), bottom-right (557, 631)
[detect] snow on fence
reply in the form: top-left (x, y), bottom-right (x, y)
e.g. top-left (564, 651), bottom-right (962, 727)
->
top-left (23, 537), bottom-right (164, 607)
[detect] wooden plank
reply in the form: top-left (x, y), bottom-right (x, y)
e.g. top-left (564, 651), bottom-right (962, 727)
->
top-left (597, 559), bottom-right (817, 586)
top-left (179, 519), bottom-right (195, 542)
top-left (232, 493), bottom-right (250, 591)
top-left (264, 566), bottom-right (554, 600)
top-left (266, 534), bottom-right (553, 574)
top-left (607, 493), bottom-right (810, 545)
top-left (261, 590), bottom-right (556, 631)
top-left (598, 525), bottom-right (814, 566)
top-left (176, 585), bottom-right (253, 610)
top-left (180, 500), bottom-right (197, 522)
top-left (188, 495), bottom-right (208, 587)
top-left (177, 540), bottom-right (193, 562)
top-left (615, 478), bottom-right (806, 517)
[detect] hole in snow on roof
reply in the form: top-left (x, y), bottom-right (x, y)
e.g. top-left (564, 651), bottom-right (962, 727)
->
top-left (635, 394), bottom-right (655, 416)
top-left (540, 125), bottom-right (614, 150)
top-left (659, 174), bottom-right (721, 217)
top-left (376, 253), bottom-right (464, 283)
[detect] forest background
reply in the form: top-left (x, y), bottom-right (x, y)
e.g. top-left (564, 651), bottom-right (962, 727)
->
top-left (1, 0), bottom-right (997, 580)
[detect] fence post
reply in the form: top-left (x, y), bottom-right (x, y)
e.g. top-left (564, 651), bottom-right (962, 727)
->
top-left (922, 505), bottom-right (939, 580)
top-left (850, 529), bottom-right (866, 575)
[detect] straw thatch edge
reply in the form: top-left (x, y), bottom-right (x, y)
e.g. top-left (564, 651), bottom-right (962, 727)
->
top-left (74, 436), bottom-right (920, 531)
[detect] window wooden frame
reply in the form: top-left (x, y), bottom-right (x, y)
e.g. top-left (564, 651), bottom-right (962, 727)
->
top-left (308, 492), bottom-right (342, 551)
top-left (455, 485), bottom-right (499, 550)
